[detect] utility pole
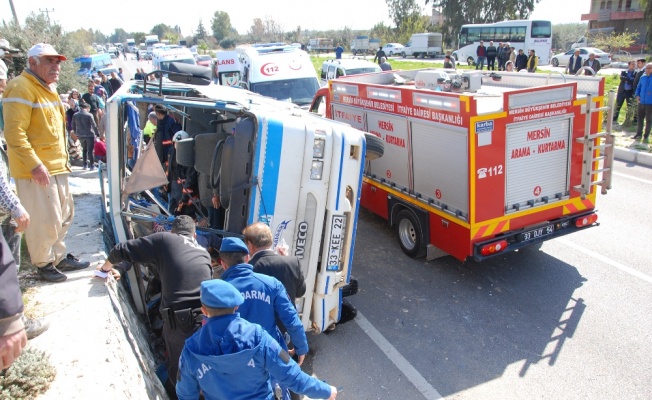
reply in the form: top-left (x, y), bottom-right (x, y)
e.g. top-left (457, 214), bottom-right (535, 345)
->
top-left (38, 7), bottom-right (54, 23)
top-left (8, 0), bottom-right (19, 25)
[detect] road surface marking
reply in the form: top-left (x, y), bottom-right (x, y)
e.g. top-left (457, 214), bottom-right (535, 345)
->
top-left (355, 311), bottom-right (444, 399)
top-left (558, 238), bottom-right (652, 284)
top-left (612, 171), bottom-right (652, 185)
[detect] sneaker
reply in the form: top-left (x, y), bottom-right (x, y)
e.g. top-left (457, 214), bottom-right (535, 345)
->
top-left (22, 315), bottom-right (49, 340)
top-left (37, 264), bottom-right (67, 282)
top-left (83, 164), bottom-right (89, 170)
top-left (56, 253), bottom-right (90, 271)
top-left (90, 165), bottom-right (96, 171)
top-left (632, 134), bottom-right (642, 140)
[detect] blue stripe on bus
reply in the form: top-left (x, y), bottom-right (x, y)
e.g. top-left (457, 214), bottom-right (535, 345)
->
top-left (255, 118), bottom-right (283, 223)
top-left (346, 137), bottom-right (366, 284)
top-left (335, 135), bottom-right (345, 211)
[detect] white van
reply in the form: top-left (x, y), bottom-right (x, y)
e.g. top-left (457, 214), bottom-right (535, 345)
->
top-left (236, 43), bottom-right (319, 108)
top-left (320, 58), bottom-right (381, 86)
top-left (152, 47), bottom-right (196, 72)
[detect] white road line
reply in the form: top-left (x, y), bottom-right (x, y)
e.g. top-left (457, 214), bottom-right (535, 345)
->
top-left (557, 238), bottom-right (652, 284)
top-left (355, 311), bottom-right (444, 399)
top-left (612, 171), bottom-right (652, 185)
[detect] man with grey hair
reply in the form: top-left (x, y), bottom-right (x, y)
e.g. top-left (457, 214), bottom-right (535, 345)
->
top-left (142, 111), bottom-right (157, 144)
top-left (2, 43), bottom-right (90, 283)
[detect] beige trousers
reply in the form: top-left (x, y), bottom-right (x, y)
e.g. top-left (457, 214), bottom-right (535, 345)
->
top-left (16, 174), bottom-right (74, 268)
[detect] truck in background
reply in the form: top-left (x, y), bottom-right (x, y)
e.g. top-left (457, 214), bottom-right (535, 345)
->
top-left (310, 68), bottom-right (615, 262)
top-left (145, 34), bottom-right (160, 58)
top-left (308, 38), bottom-right (334, 53)
top-left (125, 38), bottom-right (136, 53)
top-left (235, 43), bottom-right (319, 108)
top-left (401, 33), bottom-right (443, 58)
top-left (351, 36), bottom-right (381, 55)
top-left (101, 64), bottom-right (370, 334)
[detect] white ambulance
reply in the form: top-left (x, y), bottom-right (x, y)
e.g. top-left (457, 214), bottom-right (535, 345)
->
top-left (235, 43), bottom-right (320, 108)
top-left (214, 50), bottom-right (242, 86)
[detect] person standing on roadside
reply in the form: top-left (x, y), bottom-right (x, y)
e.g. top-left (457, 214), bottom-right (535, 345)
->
top-left (70, 101), bottom-right (100, 170)
top-left (335, 43), bottom-right (344, 59)
top-left (0, 56), bottom-right (49, 340)
top-left (566, 49), bottom-right (583, 75)
top-left (527, 49), bottom-right (538, 73)
top-left (583, 53), bottom-right (601, 76)
top-left (631, 58), bottom-right (647, 124)
top-left (633, 63), bottom-right (652, 141)
top-left (515, 49), bottom-right (528, 72)
top-left (613, 61), bottom-right (636, 124)
top-left (475, 40), bottom-right (487, 70)
top-left (486, 41), bottom-right (497, 71)
top-left (2, 43), bottom-right (90, 283)
top-left (82, 80), bottom-right (102, 126)
top-left (373, 46), bottom-right (387, 65)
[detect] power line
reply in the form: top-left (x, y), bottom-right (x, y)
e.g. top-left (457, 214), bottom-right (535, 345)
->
top-left (38, 8), bottom-right (54, 22)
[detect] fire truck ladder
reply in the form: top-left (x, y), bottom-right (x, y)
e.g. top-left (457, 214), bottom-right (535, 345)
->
top-left (573, 91), bottom-right (616, 199)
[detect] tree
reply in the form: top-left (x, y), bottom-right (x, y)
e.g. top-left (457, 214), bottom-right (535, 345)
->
top-left (263, 16), bottom-right (284, 42)
top-left (592, 31), bottom-right (637, 54)
top-left (248, 18), bottom-right (265, 43)
top-left (109, 28), bottom-right (128, 44)
top-left (425, 0), bottom-right (541, 46)
top-left (552, 23), bottom-right (588, 52)
top-left (386, 0), bottom-right (425, 33)
top-left (211, 11), bottom-right (233, 42)
top-left (132, 32), bottom-right (146, 45)
top-left (151, 23), bottom-right (175, 40)
top-left (644, 0), bottom-right (652, 51)
top-left (0, 13), bottom-right (86, 93)
top-left (196, 20), bottom-right (207, 40)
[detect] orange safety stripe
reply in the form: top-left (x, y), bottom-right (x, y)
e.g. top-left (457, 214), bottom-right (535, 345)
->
top-left (472, 219), bottom-right (510, 240)
top-left (563, 198), bottom-right (595, 215)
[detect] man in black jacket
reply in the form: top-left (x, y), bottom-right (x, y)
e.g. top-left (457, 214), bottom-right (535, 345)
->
top-left (244, 222), bottom-right (306, 305)
top-left (632, 58), bottom-right (647, 124)
top-left (98, 215), bottom-right (211, 390)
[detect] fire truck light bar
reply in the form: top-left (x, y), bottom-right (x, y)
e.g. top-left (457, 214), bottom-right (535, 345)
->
top-left (366, 88), bottom-right (402, 103)
top-left (412, 93), bottom-right (460, 111)
top-left (332, 84), bottom-right (359, 96)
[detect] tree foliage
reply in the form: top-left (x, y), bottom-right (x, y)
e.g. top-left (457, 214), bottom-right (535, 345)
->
top-left (425, 0), bottom-right (541, 45)
top-left (151, 23), bottom-right (175, 40)
top-left (211, 11), bottom-right (233, 42)
top-left (0, 13), bottom-right (86, 93)
top-left (552, 23), bottom-right (588, 52)
top-left (592, 31), bottom-right (637, 54)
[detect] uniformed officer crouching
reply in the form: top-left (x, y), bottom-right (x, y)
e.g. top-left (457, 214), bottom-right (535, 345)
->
top-left (175, 279), bottom-right (338, 399)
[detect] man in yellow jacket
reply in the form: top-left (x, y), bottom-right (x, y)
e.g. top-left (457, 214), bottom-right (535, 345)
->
top-left (1, 43), bottom-right (89, 282)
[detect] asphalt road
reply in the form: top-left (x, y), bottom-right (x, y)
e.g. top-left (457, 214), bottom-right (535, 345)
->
top-left (304, 159), bottom-right (652, 400)
top-left (112, 56), bottom-right (652, 400)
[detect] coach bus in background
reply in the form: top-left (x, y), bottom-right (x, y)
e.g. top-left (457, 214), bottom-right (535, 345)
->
top-left (453, 20), bottom-right (552, 66)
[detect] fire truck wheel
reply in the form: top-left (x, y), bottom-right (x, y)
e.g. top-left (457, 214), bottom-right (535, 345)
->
top-left (396, 209), bottom-right (423, 258)
top-left (364, 133), bottom-right (384, 160)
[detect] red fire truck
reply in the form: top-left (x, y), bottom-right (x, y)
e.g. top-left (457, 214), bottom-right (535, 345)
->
top-left (310, 69), bottom-right (615, 261)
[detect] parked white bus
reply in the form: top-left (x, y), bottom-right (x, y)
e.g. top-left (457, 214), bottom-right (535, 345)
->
top-left (453, 20), bottom-right (552, 66)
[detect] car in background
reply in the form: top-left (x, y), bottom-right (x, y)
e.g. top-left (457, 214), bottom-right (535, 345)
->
top-left (551, 47), bottom-right (612, 68)
top-left (194, 54), bottom-right (213, 67)
top-left (320, 58), bottom-right (382, 86)
top-left (382, 43), bottom-right (404, 56)
top-left (107, 46), bottom-right (118, 58)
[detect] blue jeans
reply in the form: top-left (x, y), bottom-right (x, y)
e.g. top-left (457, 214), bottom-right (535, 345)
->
top-left (476, 56), bottom-right (486, 70)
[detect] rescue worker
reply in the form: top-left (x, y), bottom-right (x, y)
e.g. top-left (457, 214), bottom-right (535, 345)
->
top-left (98, 215), bottom-right (211, 392)
top-left (176, 279), bottom-right (337, 400)
top-left (219, 237), bottom-right (309, 400)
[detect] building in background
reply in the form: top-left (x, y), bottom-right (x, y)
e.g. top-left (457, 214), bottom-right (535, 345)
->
top-left (581, 0), bottom-right (646, 51)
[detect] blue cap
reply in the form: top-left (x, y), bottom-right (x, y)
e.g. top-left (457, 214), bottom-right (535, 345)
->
top-left (201, 280), bottom-right (244, 308)
top-left (219, 237), bottom-right (249, 254)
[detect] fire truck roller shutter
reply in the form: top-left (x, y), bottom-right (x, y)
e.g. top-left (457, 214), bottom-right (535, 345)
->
top-left (221, 117), bottom-right (256, 233)
top-left (411, 121), bottom-right (469, 218)
top-left (505, 116), bottom-right (572, 212)
top-left (364, 133), bottom-right (384, 160)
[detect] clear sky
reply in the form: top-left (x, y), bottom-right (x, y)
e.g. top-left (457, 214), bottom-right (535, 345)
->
top-left (0, 0), bottom-right (588, 37)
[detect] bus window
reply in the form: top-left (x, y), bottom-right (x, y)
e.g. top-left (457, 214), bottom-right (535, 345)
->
top-left (531, 21), bottom-right (552, 38)
top-left (480, 27), bottom-right (495, 41)
top-left (495, 27), bottom-right (510, 41)
top-left (459, 27), bottom-right (469, 46)
top-left (510, 27), bottom-right (527, 42)
top-left (466, 27), bottom-right (480, 45)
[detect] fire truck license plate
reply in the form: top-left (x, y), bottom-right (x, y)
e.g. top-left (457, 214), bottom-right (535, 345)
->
top-left (518, 224), bottom-right (554, 242)
top-left (326, 215), bottom-right (346, 271)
